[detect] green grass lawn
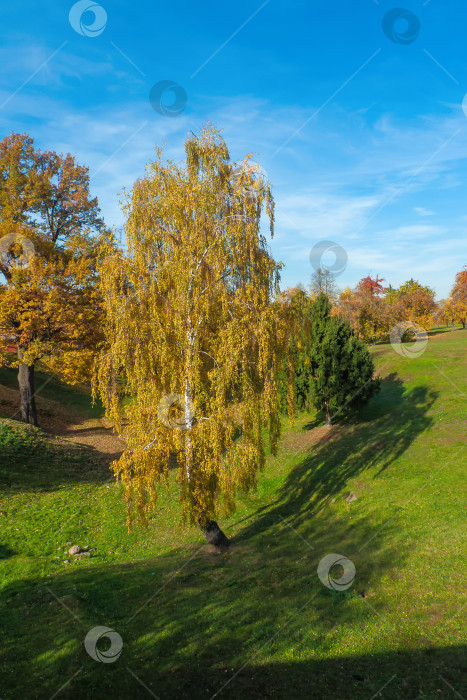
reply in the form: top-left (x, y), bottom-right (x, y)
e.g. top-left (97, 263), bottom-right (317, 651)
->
top-left (0, 329), bottom-right (466, 699)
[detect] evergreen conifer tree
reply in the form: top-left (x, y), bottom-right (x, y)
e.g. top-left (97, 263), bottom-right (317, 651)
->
top-left (309, 294), bottom-right (380, 426)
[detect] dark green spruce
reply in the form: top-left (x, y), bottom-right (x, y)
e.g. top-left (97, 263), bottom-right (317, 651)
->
top-left (308, 294), bottom-right (380, 426)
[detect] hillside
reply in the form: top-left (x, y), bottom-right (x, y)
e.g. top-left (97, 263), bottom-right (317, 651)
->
top-left (0, 328), bottom-right (466, 700)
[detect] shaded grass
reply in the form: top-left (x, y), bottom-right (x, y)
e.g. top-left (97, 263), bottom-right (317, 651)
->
top-left (0, 358), bottom-right (103, 419)
top-left (0, 329), bottom-right (466, 699)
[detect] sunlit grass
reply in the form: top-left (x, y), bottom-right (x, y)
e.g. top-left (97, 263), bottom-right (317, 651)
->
top-left (0, 328), bottom-right (466, 699)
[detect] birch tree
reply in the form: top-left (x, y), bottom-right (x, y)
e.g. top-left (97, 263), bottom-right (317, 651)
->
top-left (94, 125), bottom-right (285, 546)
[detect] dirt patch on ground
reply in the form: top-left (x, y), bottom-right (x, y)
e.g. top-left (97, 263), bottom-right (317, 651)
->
top-left (0, 383), bottom-right (126, 461)
top-left (279, 424), bottom-right (342, 453)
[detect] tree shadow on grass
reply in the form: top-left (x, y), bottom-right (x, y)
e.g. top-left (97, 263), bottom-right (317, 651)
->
top-left (0, 375), bottom-right (454, 699)
top-left (0, 519), bottom-right (403, 697)
top-left (0, 513), bottom-right (463, 700)
top-left (0, 543), bottom-right (15, 559)
top-left (0, 421), bottom-right (115, 492)
top-left (234, 374), bottom-right (438, 544)
top-left (427, 326), bottom-right (465, 337)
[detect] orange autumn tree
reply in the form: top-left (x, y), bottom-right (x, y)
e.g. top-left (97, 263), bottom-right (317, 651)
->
top-left (93, 125), bottom-right (285, 546)
top-left (334, 286), bottom-right (355, 326)
top-left (449, 266), bottom-right (467, 329)
top-left (0, 133), bottom-right (105, 425)
top-left (435, 298), bottom-right (452, 328)
top-left (385, 279), bottom-right (437, 332)
top-left (336, 275), bottom-right (386, 343)
top-left (353, 274), bottom-right (387, 343)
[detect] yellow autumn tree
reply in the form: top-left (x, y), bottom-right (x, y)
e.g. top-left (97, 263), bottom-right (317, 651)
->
top-left (274, 286), bottom-right (313, 416)
top-left (450, 266), bottom-right (467, 329)
top-left (93, 125), bottom-right (286, 546)
top-left (0, 133), bottom-right (106, 425)
top-left (438, 297), bottom-right (456, 328)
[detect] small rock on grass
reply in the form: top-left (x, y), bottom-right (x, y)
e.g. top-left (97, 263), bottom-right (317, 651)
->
top-left (345, 492), bottom-right (358, 503)
top-left (68, 545), bottom-right (81, 555)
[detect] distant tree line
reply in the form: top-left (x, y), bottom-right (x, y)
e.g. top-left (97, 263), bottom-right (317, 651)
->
top-left (308, 268), bottom-right (466, 343)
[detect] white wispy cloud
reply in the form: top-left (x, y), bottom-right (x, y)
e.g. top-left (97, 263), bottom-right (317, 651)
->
top-left (414, 206), bottom-right (435, 216)
top-left (1, 59), bottom-right (467, 296)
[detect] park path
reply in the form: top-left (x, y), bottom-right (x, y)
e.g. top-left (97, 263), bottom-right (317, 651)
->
top-left (0, 382), bottom-right (125, 462)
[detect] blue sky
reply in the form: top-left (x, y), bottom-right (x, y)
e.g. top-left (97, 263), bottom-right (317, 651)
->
top-left (1, 1), bottom-right (467, 298)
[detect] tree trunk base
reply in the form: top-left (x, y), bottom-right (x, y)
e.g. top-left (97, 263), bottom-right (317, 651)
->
top-left (200, 520), bottom-right (231, 548)
top-left (18, 358), bottom-right (38, 426)
top-left (325, 401), bottom-right (332, 428)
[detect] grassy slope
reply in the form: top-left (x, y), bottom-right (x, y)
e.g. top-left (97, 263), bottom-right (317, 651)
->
top-left (0, 329), bottom-right (466, 700)
top-left (0, 362), bottom-right (103, 419)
